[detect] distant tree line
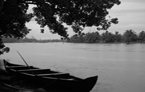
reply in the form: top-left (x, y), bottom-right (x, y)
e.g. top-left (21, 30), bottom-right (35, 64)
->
top-left (2, 37), bottom-right (35, 43)
top-left (2, 37), bottom-right (62, 43)
top-left (68, 29), bottom-right (145, 44)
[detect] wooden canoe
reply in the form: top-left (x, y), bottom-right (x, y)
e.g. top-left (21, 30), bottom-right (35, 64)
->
top-left (3, 60), bottom-right (98, 92)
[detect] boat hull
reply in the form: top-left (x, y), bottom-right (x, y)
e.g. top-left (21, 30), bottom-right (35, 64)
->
top-left (4, 61), bottom-right (98, 92)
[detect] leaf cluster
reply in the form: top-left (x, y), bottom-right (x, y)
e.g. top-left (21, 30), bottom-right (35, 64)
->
top-left (32, 0), bottom-right (120, 37)
top-left (0, 0), bottom-right (32, 38)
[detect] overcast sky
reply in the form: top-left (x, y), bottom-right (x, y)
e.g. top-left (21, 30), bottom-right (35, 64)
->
top-left (26, 0), bottom-right (145, 39)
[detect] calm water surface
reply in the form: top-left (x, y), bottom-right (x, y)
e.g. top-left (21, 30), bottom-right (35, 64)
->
top-left (3, 43), bottom-right (145, 92)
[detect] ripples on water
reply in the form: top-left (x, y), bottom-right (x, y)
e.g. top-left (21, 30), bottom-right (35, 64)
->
top-left (3, 43), bottom-right (145, 92)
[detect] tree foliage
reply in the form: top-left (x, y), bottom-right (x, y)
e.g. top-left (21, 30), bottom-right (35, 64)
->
top-left (0, 0), bottom-right (121, 49)
top-left (138, 31), bottom-right (145, 42)
top-left (69, 30), bottom-right (145, 44)
top-left (84, 32), bottom-right (100, 43)
top-left (123, 29), bottom-right (138, 43)
top-left (113, 31), bottom-right (122, 42)
top-left (101, 31), bottom-right (114, 43)
top-left (31, 0), bottom-right (121, 37)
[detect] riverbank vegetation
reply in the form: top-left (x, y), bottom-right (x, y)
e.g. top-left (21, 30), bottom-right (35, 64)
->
top-left (3, 29), bottom-right (145, 44)
top-left (69, 29), bottom-right (145, 44)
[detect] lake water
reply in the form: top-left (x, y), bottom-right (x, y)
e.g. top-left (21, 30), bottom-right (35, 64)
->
top-left (2, 43), bottom-right (145, 92)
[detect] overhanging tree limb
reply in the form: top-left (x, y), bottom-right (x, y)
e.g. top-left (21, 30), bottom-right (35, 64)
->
top-left (0, 0), bottom-right (121, 49)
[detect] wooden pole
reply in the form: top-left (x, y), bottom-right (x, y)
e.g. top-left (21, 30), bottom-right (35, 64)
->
top-left (17, 51), bottom-right (29, 67)
top-left (17, 51), bottom-right (36, 76)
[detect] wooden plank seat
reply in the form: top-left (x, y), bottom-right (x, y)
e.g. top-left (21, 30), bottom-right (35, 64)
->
top-left (37, 73), bottom-right (70, 78)
top-left (6, 66), bottom-right (34, 70)
top-left (37, 73), bottom-right (69, 76)
top-left (21, 72), bottom-right (70, 77)
top-left (18, 69), bottom-right (57, 74)
top-left (20, 72), bottom-right (72, 80)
